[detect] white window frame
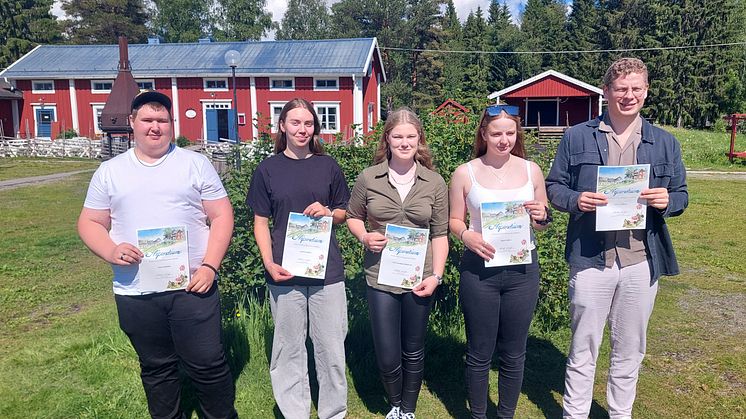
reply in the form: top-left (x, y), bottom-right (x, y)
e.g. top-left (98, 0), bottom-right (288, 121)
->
top-left (268, 101), bottom-right (287, 133)
top-left (313, 102), bottom-right (340, 134)
top-left (313, 77), bottom-right (339, 91)
top-left (270, 78), bottom-right (294, 91)
top-left (136, 79), bottom-right (155, 91)
top-left (367, 102), bottom-right (374, 131)
top-left (91, 80), bottom-right (114, 94)
top-left (32, 80), bottom-right (55, 94)
top-left (203, 78), bottom-right (228, 92)
top-left (91, 103), bottom-right (106, 135)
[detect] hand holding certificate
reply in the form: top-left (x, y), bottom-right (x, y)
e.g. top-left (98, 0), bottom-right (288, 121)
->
top-left (137, 226), bottom-right (190, 293)
top-left (480, 201), bottom-right (533, 267)
top-left (282, 212), bottom-right (333, 279)
top-left (378, 224), bottom-right (429, 289)
top-left (596, 164), bottom-right (650, 231)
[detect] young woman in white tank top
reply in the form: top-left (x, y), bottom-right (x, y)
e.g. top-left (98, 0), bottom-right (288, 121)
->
top-left (447, 105), bottom-right (550, 419)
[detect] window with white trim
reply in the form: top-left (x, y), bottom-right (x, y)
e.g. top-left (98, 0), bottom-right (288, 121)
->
top-left (270, 78), bottom-right (294, 91)
top-left (314, 103), bottom-right (339, 133)
top-left (367, 103), bottom-right (375, 131)
top-left (91, 104), bottom-right (105, 134)
top-left (270, 103), bottom-right (286, 133)
top-left (314, 78), bottom-right (338, 90)
top-left (137, 80), bottom-right (155, 91)
top-left (203, 78), bottom-right (228, 91)
top-left (91, 80), bottom-right (114, 93)
top-left (32, 80), bottom-right (54, 93)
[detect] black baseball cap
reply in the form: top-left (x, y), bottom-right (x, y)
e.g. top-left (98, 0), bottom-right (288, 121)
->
top-left (131, 90), bottom-right (172, 112)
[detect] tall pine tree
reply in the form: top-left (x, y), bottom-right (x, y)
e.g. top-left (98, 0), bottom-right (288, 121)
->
top-left (0, 0), bottom-right (59, 68)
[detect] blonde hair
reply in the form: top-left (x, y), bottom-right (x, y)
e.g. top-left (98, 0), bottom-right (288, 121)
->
top-left (373, 107), bottom-right (434, 170)
top-left (603, 57), bottom-right (648, 87)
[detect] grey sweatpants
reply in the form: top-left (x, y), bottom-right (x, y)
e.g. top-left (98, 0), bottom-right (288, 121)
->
top-left (268, 281), bottom-right (348, 419)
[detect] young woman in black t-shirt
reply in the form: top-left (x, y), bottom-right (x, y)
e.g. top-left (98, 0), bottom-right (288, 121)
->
top-left (247, 98), bottom-right (350, 419)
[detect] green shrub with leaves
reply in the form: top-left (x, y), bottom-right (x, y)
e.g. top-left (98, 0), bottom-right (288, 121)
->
top-left (218, 116), bottom-right (570, 332)
top-left (56, 129), bottom-right (79, 139)
top-left (176, 135), bottom-right (191, 147)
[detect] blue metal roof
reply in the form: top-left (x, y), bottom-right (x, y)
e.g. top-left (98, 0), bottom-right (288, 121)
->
top-left (1, 38), bottom-right (383, 80)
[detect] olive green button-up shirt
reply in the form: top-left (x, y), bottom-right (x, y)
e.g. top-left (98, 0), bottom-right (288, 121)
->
top-left (347, 160), bottom-right (449, 294)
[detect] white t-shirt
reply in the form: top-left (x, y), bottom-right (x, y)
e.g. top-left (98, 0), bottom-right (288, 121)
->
top-left (84, 145), bottom-right (227, 295)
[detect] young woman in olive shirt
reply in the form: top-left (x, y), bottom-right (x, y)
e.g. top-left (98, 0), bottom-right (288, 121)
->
top-left (347, 108), bottom-right (448, 419)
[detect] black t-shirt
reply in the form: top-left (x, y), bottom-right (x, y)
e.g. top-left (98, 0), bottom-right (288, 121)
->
top-left (246, 153), bottom-right (350, 286)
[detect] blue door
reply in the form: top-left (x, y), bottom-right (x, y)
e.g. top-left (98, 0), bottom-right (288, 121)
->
top-left (206, 109), bottom-right (219, 143)
top-left (36, 108), bottom-right (55, 138)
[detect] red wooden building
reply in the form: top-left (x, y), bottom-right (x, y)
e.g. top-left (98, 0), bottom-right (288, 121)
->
top-left (0, 38), bottom-right (385, 143)
top-left (488, 70), bottom-right (603, 128)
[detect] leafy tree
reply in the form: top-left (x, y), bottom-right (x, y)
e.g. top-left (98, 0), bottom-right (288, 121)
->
top-left (0, 0), bottom-right (59, 68)
top-left (214, 0), bottom-right (274, 41)
top-left (61, 0), bottom-right (149, 44)
top-left (276, 0), bottom-right (330, 40)
top-left (150, 0), bottom-right (211, 43)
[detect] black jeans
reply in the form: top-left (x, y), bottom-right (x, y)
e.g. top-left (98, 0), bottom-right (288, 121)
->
top-left (366, 286), bottom-right (433, 414)
top-left (115, 284), bottom-right (237, 419)
top-left (459, 249), bottom-right (540, 419)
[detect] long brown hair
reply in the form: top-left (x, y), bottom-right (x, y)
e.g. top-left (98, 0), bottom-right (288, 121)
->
top-left (473, 110), bottom-right (526, 159)
top-left (373, 107), bottom-right (434, 170)
top-left (274, 98), bottom-right (325, 155)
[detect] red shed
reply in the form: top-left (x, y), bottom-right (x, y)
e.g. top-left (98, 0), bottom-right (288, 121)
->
top-left (488, 70), bottom-right (603, 128)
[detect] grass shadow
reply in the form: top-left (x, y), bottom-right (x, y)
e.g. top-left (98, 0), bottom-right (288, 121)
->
top-left (523, 335), bottom-right (607, 418)
top-left (345, 295), bottom-right (391, 415)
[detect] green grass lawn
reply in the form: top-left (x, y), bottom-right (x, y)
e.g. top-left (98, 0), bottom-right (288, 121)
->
top-left (663, 126), bottom-right (746, 171)
top-left (0, 171), bottom-right (743, 418)
top-left (0, 157), bottom-right (99, 181)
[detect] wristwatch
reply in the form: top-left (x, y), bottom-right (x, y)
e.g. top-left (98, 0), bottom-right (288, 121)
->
top-left (434, 274), bottom-right (443, 285)
top-left (536, 206), bottom-right (553, 226)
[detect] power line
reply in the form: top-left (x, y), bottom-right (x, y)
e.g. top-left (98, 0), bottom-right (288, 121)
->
top-left (380, 41), bottom-right (746, 55)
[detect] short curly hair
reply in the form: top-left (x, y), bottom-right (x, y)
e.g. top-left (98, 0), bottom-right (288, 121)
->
top-left (603, 58), bottom-right (648, 87)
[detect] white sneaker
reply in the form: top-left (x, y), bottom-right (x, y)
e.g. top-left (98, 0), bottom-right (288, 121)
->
top-left (385, 406), bottom-right (400, 419)
top-left (400, 412), bottom-right (416, 419)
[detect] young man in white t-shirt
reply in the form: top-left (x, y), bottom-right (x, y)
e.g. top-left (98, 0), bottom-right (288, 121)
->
top-left (78, 91), bottom-right (237, 418)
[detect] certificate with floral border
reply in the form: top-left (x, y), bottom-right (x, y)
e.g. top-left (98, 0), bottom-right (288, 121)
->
top-left (136, 226), bottom-right (190, 292)
top-left (377, 224), bottom-right (430, 289)
top-left (282, 212), bottom-right (333, 279)
top-left (480, 201), bottom-right (532, 267)
top-left (596, 164), bottom-right (650, 231)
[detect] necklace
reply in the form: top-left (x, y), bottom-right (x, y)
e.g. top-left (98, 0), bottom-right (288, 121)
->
top-left (388, 168), bottom-right (415, 185)
top-left (134, 144), bottom-right (173, 167)
top-left (483, 157), bottom-right (510, 184)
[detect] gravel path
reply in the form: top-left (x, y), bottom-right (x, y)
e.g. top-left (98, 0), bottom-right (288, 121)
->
top-left (0, 168), bottom-right (742, 192)
top-left (0, 170), bottom-right (94, 191)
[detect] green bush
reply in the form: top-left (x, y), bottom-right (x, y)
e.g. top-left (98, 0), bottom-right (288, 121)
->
top-left (176, 135), bottom-right (191, 147)
top-left (219, 117), bottom-right (570, 332)
top-left (56, 129), bottom-right (78, 139)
